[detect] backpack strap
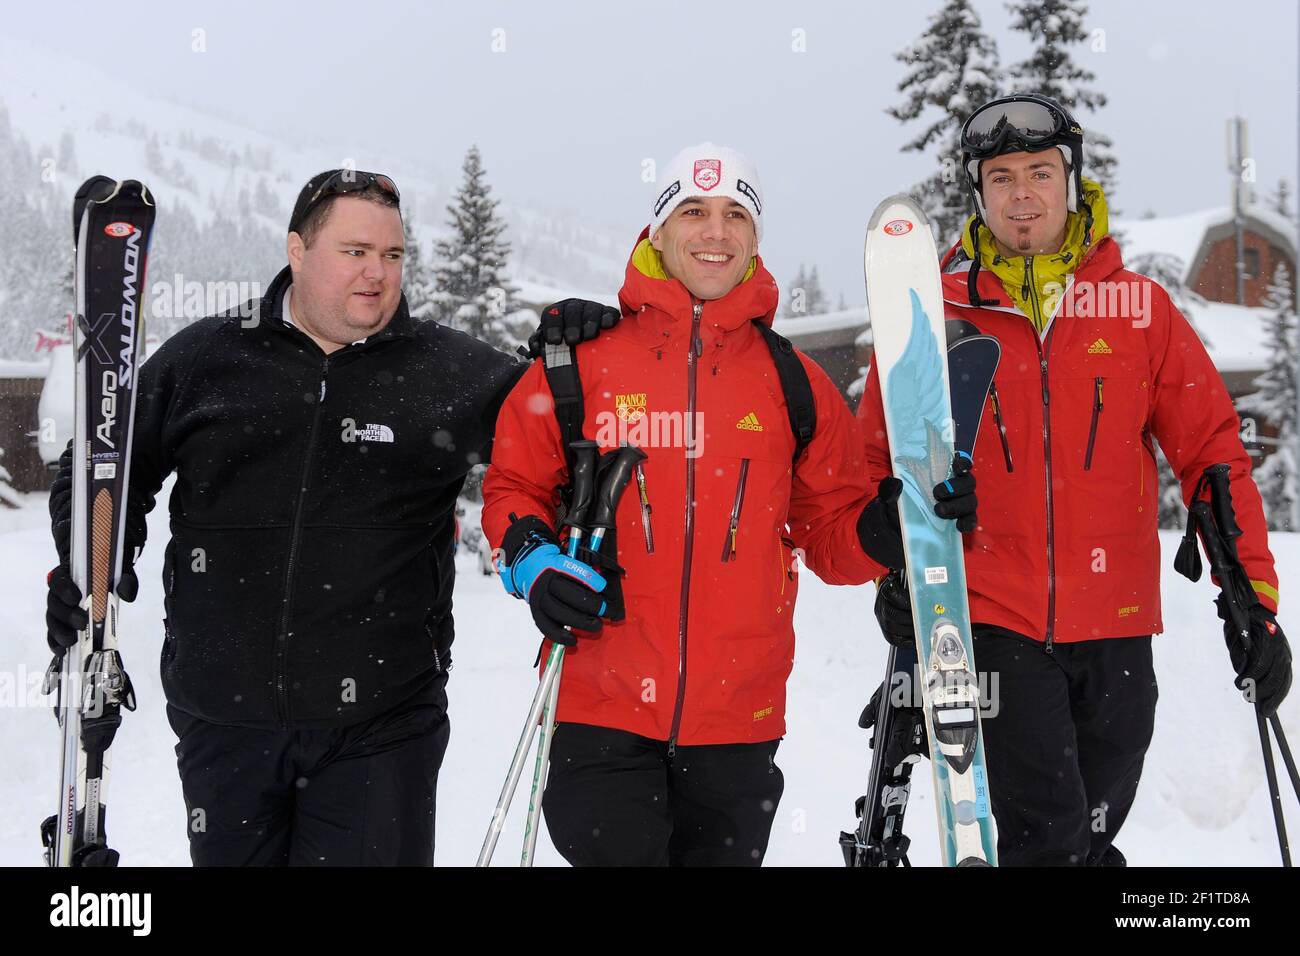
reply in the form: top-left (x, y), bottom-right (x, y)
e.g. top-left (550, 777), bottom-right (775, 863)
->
top-left (541, 342), bottom-right (584, 455)
top-left (753, 321), bottom-right (816, 465)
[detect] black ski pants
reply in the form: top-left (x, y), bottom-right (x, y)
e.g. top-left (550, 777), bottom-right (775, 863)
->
top-left (973, 628), bottom-right (1157, 866)
top-left (543, 722), bottom-right (785, 866)
top-left (167, 673), bottom-right (450, 866)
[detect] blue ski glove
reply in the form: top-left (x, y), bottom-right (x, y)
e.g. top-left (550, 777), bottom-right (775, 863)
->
top-left (499, 516), bottom-right (608, 647)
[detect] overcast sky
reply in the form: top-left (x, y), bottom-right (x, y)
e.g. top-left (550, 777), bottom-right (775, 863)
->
top-left (18, 0), bottom-right (1299, 301)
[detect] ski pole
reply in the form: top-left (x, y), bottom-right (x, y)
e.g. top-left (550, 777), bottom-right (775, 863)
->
top-left (1184, 465), bottom-right (1294, 866)
top-left (520, 443), bottom-right (644, 865)
top-left (479, 440), bottom-right (599, 867)
top-left (477, 644), bottom-right (565, 867)
top-left (1269, 714), bottom-right (1300, 800)
top-left (517, 441), bottom-right (600, 866)
top-left (564, 440), bottom-right (599, 558)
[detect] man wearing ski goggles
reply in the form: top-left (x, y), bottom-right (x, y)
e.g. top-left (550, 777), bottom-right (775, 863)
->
top-left (856, 91), bottom-right (1290, 867)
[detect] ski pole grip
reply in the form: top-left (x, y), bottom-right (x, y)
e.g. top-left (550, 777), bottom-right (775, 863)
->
top-left (1204, 464), bottom-right (1243, 546)
top-left (590, 445), bottom-right (647, 532)
top-left (566, 440), bottom-right (599, 533)
top-left (1191, 500), bottom-right (1253, 641)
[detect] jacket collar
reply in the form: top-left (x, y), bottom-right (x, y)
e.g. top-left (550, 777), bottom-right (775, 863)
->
top-left (259, 265), bottom-right (417, 348)
top-left (616, 227), bottom-right (779, 340)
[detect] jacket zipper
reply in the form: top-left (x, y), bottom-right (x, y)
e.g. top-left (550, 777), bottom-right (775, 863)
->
top-left (720, 458), bottom-right (750, 561)
top-left (989, 382), bottom-right (1014, 472)
top-left (635, 461), bottom-right (654, 554)
top-left (779, 535), bottom-right (796, 597)
top-left (669, 302), bottom-right (703, 756)
top-left (1035, 330), bottom-right (1058, 654)
top-left (1083, 376), bottom-right (1104, 471)
top-left (1023, 257), bottom-right (1043, 330)
top-left (274, 356), bottom-right (331, 727)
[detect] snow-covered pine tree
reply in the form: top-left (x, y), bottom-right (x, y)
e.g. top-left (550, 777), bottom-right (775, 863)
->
top-left (402, 218), bottom-right (437, 321)
top-left (1127, 250), bottom-right (1208, 346)
top-left (1240, 263), bottom-right (1298, 531)
top-left (888, 0), bottom-right (1003, 248)
top-left (784, 263), bottom-right (828, 317)
top-left (784, 263), bottom-right (808, 317)
top-left (805, 266), bottom-right (827, 315)
top-left (1005, 0), bottom-right (1119, 204)
top-left (431, 145), bottom-right (520, 351)
top-left (1268, 179), bottom-right (1293, 220)
top-left (1153, 442), bottom-right (1187, 530)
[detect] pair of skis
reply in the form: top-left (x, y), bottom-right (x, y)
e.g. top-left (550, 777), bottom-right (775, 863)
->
top-left (41, 176), bottom-right (155, 867)
top-left (843, 196), bottom-right (1001, 867)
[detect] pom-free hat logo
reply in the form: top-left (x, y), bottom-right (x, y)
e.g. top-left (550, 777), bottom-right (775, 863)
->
top-left (693, 159), bottom-right (721, 191)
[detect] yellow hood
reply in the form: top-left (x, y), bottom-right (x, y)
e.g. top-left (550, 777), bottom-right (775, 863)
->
top-left (959, 179), bottom-right (1110, 332)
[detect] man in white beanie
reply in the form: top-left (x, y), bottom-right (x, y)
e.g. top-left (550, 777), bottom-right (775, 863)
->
top-left (481, 143), bottom-right (971, 866)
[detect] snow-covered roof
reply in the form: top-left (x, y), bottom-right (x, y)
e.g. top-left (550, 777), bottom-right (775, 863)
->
top-left (509, 277), bottom-right (619, 310)
top-left (1117, 204), bottom-right (1299, 284)
top-left (1180, 299), bottom-right (1271, 374)
top-left (0, 359), bottom-right (51, 379)
top-left (772, 307), bottom-right (868, 350)
top-left (772, 307), bottom-right (868, 337)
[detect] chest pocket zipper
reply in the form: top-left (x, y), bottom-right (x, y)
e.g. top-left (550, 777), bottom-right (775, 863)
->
top-left (1084, 377), bottom-right (1104, 471)
top-left (989, 381), bottom-right (1014, 473)
top-left (721, 458), bottom-right (751, 562)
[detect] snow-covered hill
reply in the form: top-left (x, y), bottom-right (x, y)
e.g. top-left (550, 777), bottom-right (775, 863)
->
top-left (0, 31), bottom-right (626, 356)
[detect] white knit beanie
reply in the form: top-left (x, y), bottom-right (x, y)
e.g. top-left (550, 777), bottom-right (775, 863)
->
top-left (649, 142), bottom-right (764, 242)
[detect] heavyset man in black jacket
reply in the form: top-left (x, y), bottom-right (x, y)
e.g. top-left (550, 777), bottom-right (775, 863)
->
top-left (44, 170), bottom-right (607, 865)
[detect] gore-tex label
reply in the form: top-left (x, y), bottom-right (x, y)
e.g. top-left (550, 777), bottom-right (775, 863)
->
top-left (925, 566), bottom-right (949, 584)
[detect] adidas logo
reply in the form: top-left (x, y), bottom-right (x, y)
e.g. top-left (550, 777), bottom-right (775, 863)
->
top-left (736, 412), bottom-right (763, 432)
top-left (1087, 338), bottom-right (1113, 354)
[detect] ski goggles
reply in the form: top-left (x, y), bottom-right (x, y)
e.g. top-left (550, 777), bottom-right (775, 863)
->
top-left (960, 99), bottom-right (1079, 160)
top-left (289, 170), bottom-right (401, 234)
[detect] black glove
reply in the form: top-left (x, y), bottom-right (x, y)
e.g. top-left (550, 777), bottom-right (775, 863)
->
top-left (874, 569), bottom-right (915, 648)
top-left (857, 454), bottom-right (979, 569)
top-left (525, 298), bottom-right (621, 358)
top-left (858, 476), bottom-right (906, 570)
top-left (499, 515), bottom-right (607, 647)
top-left (933, 453), bottom-right (978, 533)
top-left (46, 441), bottom-right (141, 655)
top-left (1217, 597), bottom-right (1292, 716)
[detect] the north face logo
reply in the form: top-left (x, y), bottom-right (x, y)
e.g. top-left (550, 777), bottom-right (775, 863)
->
top-left (1087, 338), bottom-right (1113, 354)
top-left (736, 412), bottom-right (763, 432)
top-left (358, 423), bottom-right (394, 443)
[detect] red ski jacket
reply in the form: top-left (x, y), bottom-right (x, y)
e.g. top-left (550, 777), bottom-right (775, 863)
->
top-left (857, 208), bottom-right (1279, 647)
top-left (483, 232), bottom-right (883, 745)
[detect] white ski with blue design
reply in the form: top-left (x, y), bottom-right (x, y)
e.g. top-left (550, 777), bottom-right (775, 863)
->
top-left (864, 194), bottom-right (997, 867)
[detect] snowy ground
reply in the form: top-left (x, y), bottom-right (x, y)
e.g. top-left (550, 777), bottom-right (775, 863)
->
top-left (2, 487), bottom-right (1296, 866)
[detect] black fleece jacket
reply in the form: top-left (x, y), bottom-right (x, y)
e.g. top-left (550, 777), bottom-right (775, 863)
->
top-left (128, 265), bottom-right (524, 729)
